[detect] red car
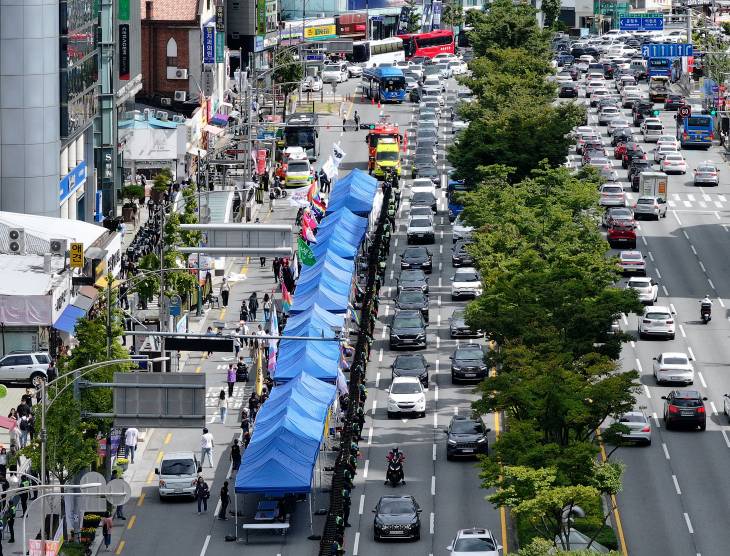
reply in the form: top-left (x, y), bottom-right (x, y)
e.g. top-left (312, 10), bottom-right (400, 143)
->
top-left (622, 143), bottom-right (647, 169)
top-left (607, 223), bottom-right (637, 248)
top-left (614, 142), bottom-right (628, 160)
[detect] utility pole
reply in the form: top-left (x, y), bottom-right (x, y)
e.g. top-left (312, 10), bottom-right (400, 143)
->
top-left (158, 207), bottom-right (167, 373)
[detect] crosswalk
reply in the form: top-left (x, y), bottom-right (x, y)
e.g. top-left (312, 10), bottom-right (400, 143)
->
top-left (205, 384), bottom-right (246, 410)
top-left (625, 191), bottom-right (729, 210)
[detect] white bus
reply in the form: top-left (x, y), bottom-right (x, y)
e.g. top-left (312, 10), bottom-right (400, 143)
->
top-left (348, 37), bottom-right (405, 68)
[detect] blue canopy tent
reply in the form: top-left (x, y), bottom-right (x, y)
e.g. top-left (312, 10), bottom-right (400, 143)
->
top-left (315, 220), bottom-right (366, 250)
top-left (274, 339), bottom-right (341, 383)
top-left (290, 284), bottom-right (350, 315)
top-left (311, 233), bottom-right (359, 260)
top-left (326, 169), bottom-right (378, 216)
top-left (295, 258), bottom-right (354, 297)
top-left (317, 207), bottom-right (369, 241)
top-left (283, 304), bottom-right (344, 338)
top-left (268, 371), bottom-right (337, 408)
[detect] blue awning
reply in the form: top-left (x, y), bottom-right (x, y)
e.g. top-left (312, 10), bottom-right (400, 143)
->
top-left (53, 305), bottom-right (86, 334)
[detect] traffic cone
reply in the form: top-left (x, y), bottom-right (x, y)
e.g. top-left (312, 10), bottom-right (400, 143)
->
top-left (377, 101), bottom-right (381, 109)
top-left (371, 97), bottom-right (374, 105)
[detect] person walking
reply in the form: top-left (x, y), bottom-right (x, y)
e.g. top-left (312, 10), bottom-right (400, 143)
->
top-left (5, 501), bottom-right (15, 543)
top-left (124, 426), bottom-right (139, 464)
top-left (220, 278), bottom-right (231, 307)
top-left (111, 470), bottom-right (126, 519)
top-left (195, 477), bottom-right (210, 514)
top-left (102, 513), bottom-right (113, 550)
top-left (230, 439), bottom-right (242, 478)
top-left (240, 409), bottom-right (250, 436)
top-left (233, 331), bottom-right (242, 358)
top-left (119, 283), bottom-right (129, 310)
top-left (239, 302), bottom-right (249, 324)
top-left (263, 294), bottom-right (272, 323)
top-left (248, 392), bottom-right (260, 421)
top-left (218, 481), bottom-right (230, 520)
top-left (218, 390), bottom-right (229, 423)
top-left (248, 293), bottom-right (259, 321)
top-left (227, 364), bottom-right (236, 397)
top-left (353, 110), bottom-right (360, 129)
top-left (200, 427), bottom-right (214, 467)
top-left (342, 116), bottom-right (347, 132)
top-left (272, 258), bottom-right (281, 283)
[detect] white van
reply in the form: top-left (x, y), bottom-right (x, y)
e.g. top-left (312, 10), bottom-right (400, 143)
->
top-left (322, 62), bottom-right (348, 83)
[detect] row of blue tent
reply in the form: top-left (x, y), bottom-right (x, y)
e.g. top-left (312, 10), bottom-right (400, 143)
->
top-left (235, 168), bottom-right (379, 495)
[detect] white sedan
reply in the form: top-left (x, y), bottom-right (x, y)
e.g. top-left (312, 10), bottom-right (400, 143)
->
top-left (599, 184), bottom-right (626, 207)
top-left (653, 352), bottom-right (694, 385)
top-left (656, 135), bottom-right (680, 149)
top-left (653, 144), bottom-right (678, 163)
top-left (302, 75), bottom-right (323, 92)
top-left (661, 153), bottom-right (687, 174)
top-left (347, 63), bottom-right (363, 77)
top-left (387, 376), bottom-right (426, 418)
top-left (626, 276), bottom-right (658, 304)
top-left (607, 118), bottom-right (631, 136)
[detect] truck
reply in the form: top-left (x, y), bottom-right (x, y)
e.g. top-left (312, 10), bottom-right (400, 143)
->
top-left (649, 76), bottom-right (670, 103)
top-left (373, 138), bottom-right (402, 178)
top-left (639, 171), bottom-right (668, 199)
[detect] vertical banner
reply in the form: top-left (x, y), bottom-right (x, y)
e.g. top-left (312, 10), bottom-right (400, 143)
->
top-left (119, 24), bottom-right (130, 80)
top-left (257, 0), bottom-right (266, 35)
top-left (422, 0), bottom-right (433, 32)
top-left (397, 6), bottom-right (411, 34)
top-left (216, 31), bottom-right (224, 63)
top-left (215, 4), bottom-right (225, 32)
top-left (431, 0), bottom-right (443, 30)
top-left (203, 26), bottom-right (215, 64)
top-left (118, 0), bottom-right (129, 20)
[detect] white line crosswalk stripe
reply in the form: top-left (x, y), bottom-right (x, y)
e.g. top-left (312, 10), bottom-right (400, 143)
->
top-left (206, 385), bottom-right (246, 410)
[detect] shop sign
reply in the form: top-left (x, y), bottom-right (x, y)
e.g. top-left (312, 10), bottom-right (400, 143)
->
top-left (59, 161), bottom-right (87, 204)
top-left (203, 26), bottom-right (215, 64)
top-left (119, 24), bottom-right (130, 80)
top-left (304, 25), bottom-right (337, 40)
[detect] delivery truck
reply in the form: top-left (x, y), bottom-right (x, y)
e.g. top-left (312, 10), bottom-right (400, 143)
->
top-left (639, 171), bottom-right (668, 199)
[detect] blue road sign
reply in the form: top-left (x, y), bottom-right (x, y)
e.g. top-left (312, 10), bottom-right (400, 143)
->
top-left (641, 43), bottom-right (694, 58)
top-left (620, 16), bottom-right (664, 31)
top-left (306, 54), bottom-right (325, 61)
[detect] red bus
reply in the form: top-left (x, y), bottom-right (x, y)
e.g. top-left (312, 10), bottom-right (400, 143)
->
top-left (398, 30), bottom-right (455, 60)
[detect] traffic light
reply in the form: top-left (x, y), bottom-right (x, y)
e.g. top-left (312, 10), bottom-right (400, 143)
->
top-left (652, 110), bottom-right (661, 116)
top-left (710, 109), bottom-right (717, 116)
top-left (361, 123), bottom-right (376, 130)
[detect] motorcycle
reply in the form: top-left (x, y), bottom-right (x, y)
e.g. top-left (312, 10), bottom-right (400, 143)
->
top-left (385, 450), bottom-right (405, 487)
top-left (271, 181), bottom-right (287, 199)
top-left (701, 303), bottom-right (712, 324)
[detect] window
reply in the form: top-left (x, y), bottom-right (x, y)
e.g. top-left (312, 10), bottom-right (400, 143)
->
top-left (166, 37), bottom-right (178, 67)
top-left (2, 355), bottom-right (32, 366)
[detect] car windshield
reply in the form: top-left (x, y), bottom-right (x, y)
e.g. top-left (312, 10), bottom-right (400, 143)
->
top-left (391, 381), bottom-right (422, 394)
top-left (451, 420), bottom-right (484, 434)
top-left (394, 356), bottom-right (425, 370)
top-left (451, 310), bottom-right (466, 321)
top-left (455, 271), bottom-right (479, 282)
top-left (636, 198), bottom-right (655, 205)
top-left (405, 248), bottom-right (427, 258)
top-left (401, 270), bottom-right (425, 280)
top-left (456, 348), bottom-right (484, 360)
top-left (378, 499), bottom-right (415, 514)
top-left (394, 316), bottom-right (423, 328)
top-left (671, 397), bottom-right (702, 408)
top-left (377, 151), bottom-right (400, 161)
top-left (160, 459), bottom-right (196, 475)
top-left (288, 162), bottom-right (309, 173)
top-left (663, 356), bottom-right (688, 365)
top-left (413, 193), bottom-right (435, 203)
top-left (453, 537), bottom-right (497, 551)
top-left (410, 219), bottom-right (432, 228)
top-left (645, 312), bottom-right (671, 320)
top-left (619, 414), bottom-right (646, 423)
top-left (399, 291), bottom-right (425, 303)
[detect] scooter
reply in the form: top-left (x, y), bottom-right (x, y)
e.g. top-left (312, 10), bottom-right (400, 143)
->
top-left (385, 460), bottom-right (405, 487)
top-left (701, 304), bottom-right (712, 324)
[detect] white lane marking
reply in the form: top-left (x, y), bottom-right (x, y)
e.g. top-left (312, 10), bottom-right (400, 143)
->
top-left (440, 230), bottom-right (444, 240)
top-left (438, 261), bottom-right (443, 271)
top-left (688, 347), bottom-right (696, 361)
top-left (199, 535), bottom-right (211, 556)
top-left (687, 194), bottom-right (696, 202)
top-left (702, 193), bottom-right (712, 202)
top-left (642, 236), bottom-right (648, 246)
top-left (381, 326), bottom-right (387, 339)
top-left (433, 412), bottom-right (438, 428)
top-left (723, 430), bottom-right (730, 448)
top-left (431, 476), bottom-right (436, 496)
top-left (437, 296), bottom-right (442, 307)
top-left (683, 231), bottom-right (690, 240)
top-left (643, 384), bottom-right (652, 399)
top-left (353, 532), bottom-right (361, 555)
top-left (716, 210), bottom-right (722, 219)
top-left (673, 475), bottom-right (682, 495)
top-left (648, 251), bottom-right (655, 262)
top-left (436, 313), bottom-right (442, 327)
top-left (709, 278), bottom-right (716, 290)
top-left (372, 400), bottom-right (377, 414)
top-left (655, 268), bottom-right (662, 279)
top-left (453, 407), bottom-right (458, 415)
top-left (435, 360), bottom-right (439, 374)
top-left (375, 372), bottom-right (381, 388)
top-left (635, 359), bottom-right (643, 373)
top-left (720, 195), bottom-right (728, 202)
top-left (430, 512), bottom-right (435, 535)
top-left (434, 384), bottom-right (439, 401)
top-left (679, 325), bottom-right (687, 338)
top-left (662, 443), bottom-right (670, 460)
top-left (719, 298), bottom-right (726, 308)
top-left (378, 349), bottom-right (383, 363)
top-left (438, 277), bottom-right (442, 288)
top-left (392, 253), bottom-right (396, 265)
top-left (690, 245), bottom-right (698, 256)
top-left (630, 340), bottom-right (635, 349)
top-left (711, 401), bottom-right (719, 415)
top-left (670, 303), bottom-right (677, 315)
top-left (699, 262), bottom-right (706, 273)
top-left (363, 460), bottom-right (369, 478)
top-left (359, 494), bottom-right (365, 515)
top-left (436, 336), bottom-right (440, 349)
top-left (683, 200), bottom-right (692, 208)
top-left (698, 372), bottom-right (707, 388)
top-left (432, 444), bottom-right (437, 461)
top-left (367, 426), bottom-right (373, 446)
top-left (394, 238), bottom-right (399, 247)
top-left (684, 513), bottom-right (694, 534)
top-left (622, 314), bottom-right (629, 326)
top-left (439, 245), bottom-right (443, 254)
top-left (653, 412), bottom-right (661, 427)
top-left (662, 285), bottom-right (669, 296)
top-left (673, 211), bottom-right (683, 225)
top-left (699, 201), bottom-right (707, 209)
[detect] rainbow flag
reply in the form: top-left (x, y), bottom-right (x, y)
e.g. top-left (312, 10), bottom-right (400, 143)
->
top-left (307, 179), bottom-right (319, 203)
top-left (312, 196), bottom-right (326, 215)
top-left (281, 282), bottom-right (293, 313)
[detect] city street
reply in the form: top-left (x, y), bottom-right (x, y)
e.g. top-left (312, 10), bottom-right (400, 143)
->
top-left (105, 78), bottom-right (504, 556)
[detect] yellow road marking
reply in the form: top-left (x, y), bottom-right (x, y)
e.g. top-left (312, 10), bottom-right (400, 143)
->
top-left (137, 492), bottom-right (145, 507)
top-left (146, 470), bottom-right (155, 484)
top-left (599, 439), bottom-right (629, 555)
top-left (115, 540), bottom-right (125, 554)
top-left (156, 451), bottom-right (164, 464)
top-left (219, 308), bottom-right (226, 319)
top-left (163, 432), bottom-right (172, 445)
top-left (195, 365), bottom-right (202, 374)
top-left (127, 515), bottom-right (136, 530)
top-left (494, 411), bottom-right (509, 554)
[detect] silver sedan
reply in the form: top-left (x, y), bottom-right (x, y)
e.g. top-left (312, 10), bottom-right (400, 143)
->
top-left (615, 411), bottom-right (652, 445)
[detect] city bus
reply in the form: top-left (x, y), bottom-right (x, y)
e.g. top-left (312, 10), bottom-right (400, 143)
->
top-left (348, 37), bottom-right (405, 68)
top-left (283, 113), bottom-right (319, 161)
top-left (398, 30), bottom-right (455, 60)
top-left (447, 177), bottom-right (470, 222)
top-left (647, 57), bottom-right (672, 79)
top-left (361, 67), bottom-right (407, 103)
top-left (678, 114), bottom-right (714, 149)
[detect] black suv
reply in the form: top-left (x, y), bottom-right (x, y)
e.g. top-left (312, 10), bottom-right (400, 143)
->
top-left (395, 289), bottom-right (430, 322)
top-left (632, 101), bottom-right (654, 126)
top-left (448, 308), bottom-right (482, 338)
top-left (628, 161), bottom-right (653, 192)
top-left (389, 310), bottom-right (427, 350)
top-left (373, 495), bottom-right (422, 542)
top-left (450, 344), bottom-right (488, 383)
top-left (397, 269), bottom-right (429, 295)
top-left (400, 246), bottom-right (433, 273)
top-left (663, 390), bottom-right (707, 431)
top-left (451, 240), bottom-right (474, 267)
top-left (392, 353), bottom-right (429, 386)
top-left (445, 416), bottom-right (491, 459)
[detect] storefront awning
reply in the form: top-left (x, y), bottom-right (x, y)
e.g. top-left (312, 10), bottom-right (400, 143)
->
top-left (95, 275), bottom-right (122, 290)
top-left (79, 286), bottom-right (99, 300)
top-left (204, 125), bottom-right (225, 136)
top-left (54, 305), bottom-right (86, 334)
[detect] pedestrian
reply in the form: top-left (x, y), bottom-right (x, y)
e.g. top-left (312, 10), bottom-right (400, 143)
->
top-left (205, 326), bottom-right (215, 358)
top-left (102, 512), bottom-right (113, 550)
top-left (46, 360), bottom-right (58, 382)
top-left (269, 188), bottom-right (275, 211)
top-left (240, 409), bottom-right (250, 435)
top-left (21, 389), bottom-right (33, 408)
top-left (124, 426), bottom-right (139, 464)
top-left (5, 502), bottom-right (14, 543)
top-left (16, 401), bottom-right (29, 418)
top-left (226, 364), bottom-right (237, 398)
top-left (18, 477), bottom-right (29, 516)
top-left (260, 254), bottom-right (266, 268)
top-left (342, 116), bottom-right (347, 132)
top-left (18, 417), bottom-right (29, 448)
top-left (263, 294), bottom-right (272, 323)
top-left (218, 481), bottom-right (230, 520)
top-left (230, 438), bottom-right (242, 478)
top-left (248, 392), bottom-right (260, 421)
top-left (237, 357), bottom-right (249, 382)
top-left (27, 414), bottom-right (35, 442)
top-left (0, 448), bottom-right (7, 479)
top-left (194, 476), bottom-right (210, 514)
top-left (200, 427), bottom-right (214, 467)
top-left (147, 198), bottom-right (155, 219)
top-left (248, 293), bottom-right (259, 321)
top-left (218, 389), bottom-right (229, 423)
top-left (233, 330), bottom-right (242, 358)
top-left (119, 283), bottom-right (129, 310)
top-left (272, 258), bottom-right (281, 283)
top-left (220, 278), bottom-right (230, 307)
top-left (111, 470), bottom-right (126, 519)
top-left (6, 409), bottom-right (16, 422)
top-left (243, 430), bottom-right (251, 448)
top-left (239, 302), bottom-right (249, 324)
top-left (354, 110), bottom-right (360, 129)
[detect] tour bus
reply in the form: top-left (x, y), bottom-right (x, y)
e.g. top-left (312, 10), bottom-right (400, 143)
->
top-left (348, 37), bottom-right (405, 68)
top-left (361, 67), bottom-right (407, 103)
top-left (398, 29), bottom-right (455, 60)
top-left (283, 113), bottom-right (319, 161)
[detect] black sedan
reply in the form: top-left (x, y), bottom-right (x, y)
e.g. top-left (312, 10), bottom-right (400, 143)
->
top-left (401, 246), bottom-right (433, 273)
top-left (392, 353), bottom-right (429, 386)
top-left (411, 191), bottom-right (438, 212)
top-left (395, 289), bottom-right (429, 322)
top-left (451, 240), bottom-right (473, 267)
top-left (373, 495), bottom-right (422, 541)
top-left (445, 416), bottom-right (490, 459)
top-left (448, 308), bottom-right (482, 338)
top-left (558, 83), bottom-right (578, 98)
top-left (389, 310), bottom-right (427, 350)
top-left (412, 165), bottom-right (440, 185)
top-left (450, 344), bottom-right (489, 383)
top-left (396, 269), bottom-right (429, 295)
top-left (664, 94), bottom-right (685, 111)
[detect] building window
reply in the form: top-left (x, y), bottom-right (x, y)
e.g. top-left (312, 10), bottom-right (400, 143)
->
top-left (166, 37), bottom-right (178, 67)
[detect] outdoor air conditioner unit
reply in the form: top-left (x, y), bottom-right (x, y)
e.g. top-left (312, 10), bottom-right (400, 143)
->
top-left (8, 228), bottom-right (25, 254)
top-left (175, 68), bottom-right (189, 79)
top-left (172, 115), bottom-right (185, 123)
top-left (49, 238), bottom-right (67, 256)
top-left (159, 112), bottom-right (169, 121)
top-left (143, 108), bottom-right (152, 119)
top-left (174, 90), bottom-right (187, 102)
top-left (160, 98), bottom-right (172, 107)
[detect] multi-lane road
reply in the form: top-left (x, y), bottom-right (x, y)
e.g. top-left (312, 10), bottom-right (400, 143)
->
top-left (573, 78), bottom-right (730, 556)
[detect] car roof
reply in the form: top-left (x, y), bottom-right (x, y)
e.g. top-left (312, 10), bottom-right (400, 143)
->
top-left (659, 351), bottom-right (689, 358)
top-left (456, 528), bottom-right (495, 538)
top-left (392, 375), bottom-right (422, 384)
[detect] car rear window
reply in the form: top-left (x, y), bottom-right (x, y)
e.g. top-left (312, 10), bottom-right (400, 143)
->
top-left (161, 459), bottom-right (196, 475)
top-left (672, 398), bottom-right (702, 408)
top-left (628, 279), bottom-right (649, 287)
top-left (697, 165), bottom-right (716, 172)
top-left (453, 538), bottom-right (497, 551)
top-left (645, 312), bottom-right (671, 320)
top-left (619, 414), bottom-right (646, 423)
top-left (603, 186), bottom-right (623, 193)
top-left (36, 354), bottom-right (50, 364)
top-left (663, 356), bottom-right (688, 365)
top-left (636, 198), bottom-right (655, 205)
top-left (646, 124), bottom-right (663, 131)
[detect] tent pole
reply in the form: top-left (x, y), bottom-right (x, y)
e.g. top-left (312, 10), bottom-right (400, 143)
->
top-left (235, 492), bottom-right (239, 540)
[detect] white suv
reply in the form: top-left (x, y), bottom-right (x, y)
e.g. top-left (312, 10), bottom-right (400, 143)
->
top-left (447, 528), bottom-right (502, 555)
top-left (0, 351), bottom-right (52, 385)
top-left (638, 306), bottom-right (676, 340)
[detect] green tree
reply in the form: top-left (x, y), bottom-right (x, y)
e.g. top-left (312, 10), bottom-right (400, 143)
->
top-left (541, 0), bottom-right (561, 29)
top-left (468, 0), bottom-right (549, 57)
top-left (518, 538), bottom-right (620, 556)
top-left (403, 0), bottom-right (422, 33)
top-left (442, 1), bottom-right (464, 29)
top-left (274, 49), bottom-right (304, 119)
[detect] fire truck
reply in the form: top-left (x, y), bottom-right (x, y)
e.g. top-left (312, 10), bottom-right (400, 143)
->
top-left (366, 118), bottom-right (403, 174)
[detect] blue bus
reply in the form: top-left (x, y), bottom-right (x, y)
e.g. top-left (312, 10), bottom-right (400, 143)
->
top-left (447, 178), bottom-right (469, 222)
top-left (362, 67), bottom-right (406, 103)
top-left (648, 57), bottom-right (672, 78)
top-left (678, 115), bottom-right (714, 149)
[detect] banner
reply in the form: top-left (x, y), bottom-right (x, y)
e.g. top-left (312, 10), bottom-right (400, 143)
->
top-left (304, 25), bottom-right (338, 40)
top-left (297, 237), bottom-right (316, 266)
top-left (216, 31), bottom-right (224, 63)
top-left (332, 143), bottom-right (346, 169)
top-left (119, 0), bottom-right (129, 20)
top-left (257, 0), bottom-right (266, 35)
top-left (215, 4), bottom-right (225, 32)
top-left (397, 7), bottom-right (411, 34)
top-left (432, 0), bottom-right (443, 30)
top-left (119, 25), bottom-right (130, 80)
top-left (288, 186), bottom-right (312, 208)
top-left (322, 156), bottom-right (337, 180)
top-left (422, 1), bottom-right (433, 32)
top-left (203, 27), bottom-right (215, 64)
